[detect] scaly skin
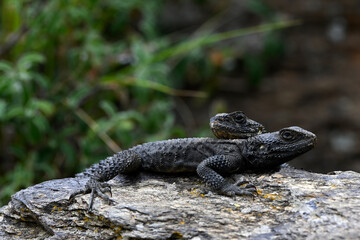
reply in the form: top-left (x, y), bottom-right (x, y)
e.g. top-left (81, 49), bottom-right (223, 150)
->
top-left (210, 111), bottom-right (266, 139)
top-left (79, 111), bottom-right (264, 179)
top-left (73, 126), bottom-right (316, 210)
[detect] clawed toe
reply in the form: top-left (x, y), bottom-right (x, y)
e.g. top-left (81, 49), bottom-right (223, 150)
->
top-left (100, 184), bottom-right (112, 196)
top-left (86, 178), bottom-right (115, 210)
top-left (69, 188), bottom-right (89, 202)
top-left (234, 188), bottom-right (257, 196)
top-left (234, 180), bottom-right (249, 186)
top-left (244, 184), bottom-right (256, 189)
top-left (234, 180), bottom-right (256, 190)
top-left (220, 183), bottom-right (258, 197)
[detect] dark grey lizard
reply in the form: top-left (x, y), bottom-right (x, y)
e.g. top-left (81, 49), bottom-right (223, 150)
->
top-left (73, 126), bottom-right (316, 210)
top-left (210, 111), bottom-right (266, 139)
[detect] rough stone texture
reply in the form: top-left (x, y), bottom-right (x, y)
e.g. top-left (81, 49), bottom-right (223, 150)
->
top-left (1, 167), bottom-right (360, 239)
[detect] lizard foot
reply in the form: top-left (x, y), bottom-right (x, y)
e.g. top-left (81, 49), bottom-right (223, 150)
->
top-left (234, 180), bottom-right (255, 188)
top-left (219, 183), bottom-right (258, 197)
top-left (86, 178), bottom-right (116, 211)
top-left (69, 178), bottom-right (116, 211)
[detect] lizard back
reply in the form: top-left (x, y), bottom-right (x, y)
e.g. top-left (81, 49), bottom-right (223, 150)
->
top-left (129, 138), bottom-right (244, 173)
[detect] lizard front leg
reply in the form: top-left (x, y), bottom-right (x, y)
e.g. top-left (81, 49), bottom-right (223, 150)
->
top-left (71, 150), bottom-right (142, 211)
top-left (196, 155), bottom-right (257, 196)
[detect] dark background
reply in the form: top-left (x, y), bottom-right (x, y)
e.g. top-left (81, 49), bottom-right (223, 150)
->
top-left (0, 0), bottom-right (359, 205)
top-left (168, 0), bottom-right (360, 173)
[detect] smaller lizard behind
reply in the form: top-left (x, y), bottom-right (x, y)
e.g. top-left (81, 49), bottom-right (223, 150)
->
top-left (210, 111), bottom-right (266, 139)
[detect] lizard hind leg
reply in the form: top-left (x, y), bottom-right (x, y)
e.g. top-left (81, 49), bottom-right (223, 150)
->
top-left (72, 150), bottom-right (142, 211)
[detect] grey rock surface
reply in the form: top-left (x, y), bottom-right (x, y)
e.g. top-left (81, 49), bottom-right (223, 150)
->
top-left (1, 167), bottom-right (360, 239)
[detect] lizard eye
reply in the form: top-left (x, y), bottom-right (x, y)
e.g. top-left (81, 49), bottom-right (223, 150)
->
top-left (234, 113), bottom-right (246, 124)
top-left (280, 129), bottom-right (296, 141)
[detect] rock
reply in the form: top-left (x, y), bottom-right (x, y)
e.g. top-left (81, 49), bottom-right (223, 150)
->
top-left (1, 167), bottom-right (360, 239)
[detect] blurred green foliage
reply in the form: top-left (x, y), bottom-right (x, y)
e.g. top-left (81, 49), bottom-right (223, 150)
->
top-left (0, 0), bottom-right (294, 205)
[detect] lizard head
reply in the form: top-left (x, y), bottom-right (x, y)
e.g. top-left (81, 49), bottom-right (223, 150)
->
top-left (210, 111), bottom-right (266, 139)
top-left (243, 126), bottom-right (317, 169)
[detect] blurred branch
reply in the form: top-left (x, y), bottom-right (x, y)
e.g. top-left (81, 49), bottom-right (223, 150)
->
top-left (126, 78), bottom-right (207, 98)
top-left (152, 20), bottom-right (302, 63)
top-left (74, 108), bottom-right (122, 153)
top-left (116, 19), bottom-right (301, 81)
top-left (102, 77), bottom-right (207, 98)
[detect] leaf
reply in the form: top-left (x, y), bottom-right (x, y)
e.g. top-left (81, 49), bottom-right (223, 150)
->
top-left (131, 39), bottom-right (151, 64)
top-left (31, 99), bottom-right (55, 116)
top-left (17, 53), bottom-right (45, 72)
top-left (32, 114), bottom-right (49, 134)
top-left (11, 163), bottom-right (34, 188)
top-left (116, 119), bottom-right (134, 131)
top-left (100, 101), bottom-right (117, 116)
top-left (67, 87), bottom-right (92, 108)
top-left (0, 100), bottom-right (6, 120)
top-left (32, 72), bottom-right (50, 88)
top-left (0, 61), bottom-right (13, 73)
top-left (5, 106), bottom-right (24, 120)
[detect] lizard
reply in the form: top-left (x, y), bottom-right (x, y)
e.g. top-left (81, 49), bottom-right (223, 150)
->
top-left (210, 111), bottom-right (266, 139)
top-left (75, 111), bottom-right (264, 197)
top-left (210, 111), bottom-right (296, 171)
top-left (76, 110), bottom-right (264, 180)
top-left (72, 126), bottom-right (316, 210)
